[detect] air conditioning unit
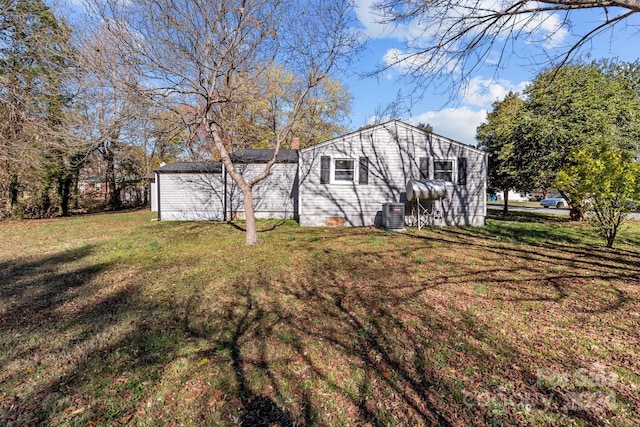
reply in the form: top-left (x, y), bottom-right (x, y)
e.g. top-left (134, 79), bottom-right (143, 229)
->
top-left (382, 202), bottom-right (405, 230)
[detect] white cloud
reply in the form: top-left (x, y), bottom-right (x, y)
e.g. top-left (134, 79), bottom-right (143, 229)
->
top-left (355, 0), bottom-right (568, 44)
top-left (355, 0), bottom-right (569, 76)
top-left (382, 48), bottom-right (418, 73)
top-left (520, 11), bottom-right (568, 48)
top-left (403, 76), bottom-right (529, 145)
top-left (353, 0), bottom-right (428, 41)
top-left (462, 77), bottom-right (529, 107)
top-left (353, 0), bottom-right (391, 38)
top-left (382, 47), bottom-right (458, 76)
top-left (409, 107), bottom-right (488, 146)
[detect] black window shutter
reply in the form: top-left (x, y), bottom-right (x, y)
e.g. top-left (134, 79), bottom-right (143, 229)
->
top-left (457, 157), bottom-right (467, 185)
top-left (419, 157), bottom-right (430, 179)
top-left (320, 156), bottom-right (330, 184)
top-left (359, 157), bottom-right (369, 184)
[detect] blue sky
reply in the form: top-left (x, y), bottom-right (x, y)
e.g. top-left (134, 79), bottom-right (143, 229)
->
top-left (55, 0), bottom-right (640, 146)
top-left (347, 1), bottom-right (640, 145)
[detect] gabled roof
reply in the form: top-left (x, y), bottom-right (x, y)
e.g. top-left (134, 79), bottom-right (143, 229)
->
top-left (156, 162), bottom-right (223, 174)
top-left (230, 149), bottom-right (298, 164)
top-left (299, 119), bottom-right (486, 156)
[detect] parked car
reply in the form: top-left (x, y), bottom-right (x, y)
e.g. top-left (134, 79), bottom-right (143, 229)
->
top-left (540, 195), bottom-right (567, 208)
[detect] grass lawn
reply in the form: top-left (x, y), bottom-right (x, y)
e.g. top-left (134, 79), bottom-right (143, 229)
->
top-left (1, 210), bottom-right (639, 426)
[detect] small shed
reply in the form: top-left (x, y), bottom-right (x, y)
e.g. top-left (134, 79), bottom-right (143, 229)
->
top-left (153, 150), bottom-right (298, 221)
top-left (155, 162), bottom-right (225, 221)
top-left (227, 149), bottom-right (299, 220)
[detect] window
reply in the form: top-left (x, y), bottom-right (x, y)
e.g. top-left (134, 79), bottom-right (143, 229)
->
top-left (334, 159), bottom-right (355, 181)
top-left (320, 156), bottom-right (368, 184)
top-left (433, 160), bottom-right (454, 182)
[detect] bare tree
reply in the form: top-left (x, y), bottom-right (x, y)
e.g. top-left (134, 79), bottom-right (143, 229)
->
top-left (72, 22), bottom-right (156, 210)
top-left (84, 0), bottom-right (361, 244)
top-left (373, 0), bottom-right (640, 94)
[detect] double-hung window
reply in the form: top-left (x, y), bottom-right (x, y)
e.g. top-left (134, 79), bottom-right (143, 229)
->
top-left (334, 159), bottom-right (355, 182)
top-left (433, 160), bottom-right (454, 182)
top-left (320, 156), bottom-right (369, 184)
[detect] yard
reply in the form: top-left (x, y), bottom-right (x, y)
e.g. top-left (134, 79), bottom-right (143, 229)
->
top-left (1, 211), bottom-right (639, 426)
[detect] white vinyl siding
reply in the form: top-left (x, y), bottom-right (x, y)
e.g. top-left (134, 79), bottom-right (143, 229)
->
top-left (298, 121), bottom-right (487, 227)
top-left (150, 180), bottom-right (158, 212)
top-left (158, 173), bottom-right (224, 220)
top-left (227, 163), bottom-right (298, 219)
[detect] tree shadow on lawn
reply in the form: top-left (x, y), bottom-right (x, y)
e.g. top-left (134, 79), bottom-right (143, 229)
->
top-left (400, 226), bottom-right (638, 317)
top-left (486, 211), bottom-right (640, 257)
top-left (189, 283), bottom-right (299, 427)
top-left (183, 235), bottom-right (637, 425)
top-left (487, 210), bottom-right (570, 224)
top-left (1, 221), bottom-right (637, 425)
top-left (0, 245), bottom-right (112, 423)
top-left (0, 245), bottom-right (184, 425)
top-left (434, 217), bottom-right (640, 272)
top-left (484, 214), bottom-right (587, 247)
top-left (226, 219), bottom-right (293, 233)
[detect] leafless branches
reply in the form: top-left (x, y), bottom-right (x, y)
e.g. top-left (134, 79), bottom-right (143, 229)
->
top-left (373, 0), bottom-right (639, 96)
top-left (81, 0), bottom-right (362, 243)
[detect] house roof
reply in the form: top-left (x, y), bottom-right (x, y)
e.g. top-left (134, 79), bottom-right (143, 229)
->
top-left (299, 119), bottom-right (486, 156)
top-left (229, 149), bottom-right (298, 164)
top-left (154, 149), bottom-right (298, 174)
top-left (156, 162), bottom-right (223, 174)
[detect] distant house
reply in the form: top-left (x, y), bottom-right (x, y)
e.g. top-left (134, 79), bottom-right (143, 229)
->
top-left (78, 174), bottom-right (145, 205)
top-left (152, 120), bottom-right (487, 227)
top-left (494, 190), bottom-right (531, 202)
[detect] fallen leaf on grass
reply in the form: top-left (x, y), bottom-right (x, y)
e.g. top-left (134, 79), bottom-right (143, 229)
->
top-left (69, 407), bottom-right (85, 416)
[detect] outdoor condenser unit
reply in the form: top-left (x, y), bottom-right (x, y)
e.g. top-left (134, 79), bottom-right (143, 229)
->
top-left (382, 202), bottom-right (405, 230)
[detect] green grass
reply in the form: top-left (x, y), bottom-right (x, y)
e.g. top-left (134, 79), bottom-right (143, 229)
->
top-left (1, 210), bottom-right (639, 426)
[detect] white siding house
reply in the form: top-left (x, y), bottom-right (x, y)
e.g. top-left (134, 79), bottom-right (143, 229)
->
top-left (154, 150), bottom-right (298, 221)
top-left (297, 120), bottom-right (487, 227)
top-left (149, 177), bottom-right (157, 212)
top-left (153, 121), bottom-right (487, 227)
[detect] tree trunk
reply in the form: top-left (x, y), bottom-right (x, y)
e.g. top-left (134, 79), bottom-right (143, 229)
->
top-left (9, 174), bottom-right (19, 208)
top-left (58, 174), bottom-right (73, 216)
top-left (207, 123), bottom-right (263, 246)
top-left (502, 189), bottom-right (509, 215)
top-left (41, 184), bottom-right (52, 217)
top-left (559, 190), bottom-right (581, 220)
top-left (241, 186), bottom-right (259, 245)
top-left (105, 142), bottom-right (121, 209)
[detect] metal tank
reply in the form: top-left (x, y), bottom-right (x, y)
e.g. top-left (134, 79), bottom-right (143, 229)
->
top-left (405, 179), bottom-right (448, 201)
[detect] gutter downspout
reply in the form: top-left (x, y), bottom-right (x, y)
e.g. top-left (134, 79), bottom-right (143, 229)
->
top-left (223, 163), bottom-right (227, 221)
top-left (156, 171), bottom-right (161, 221)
